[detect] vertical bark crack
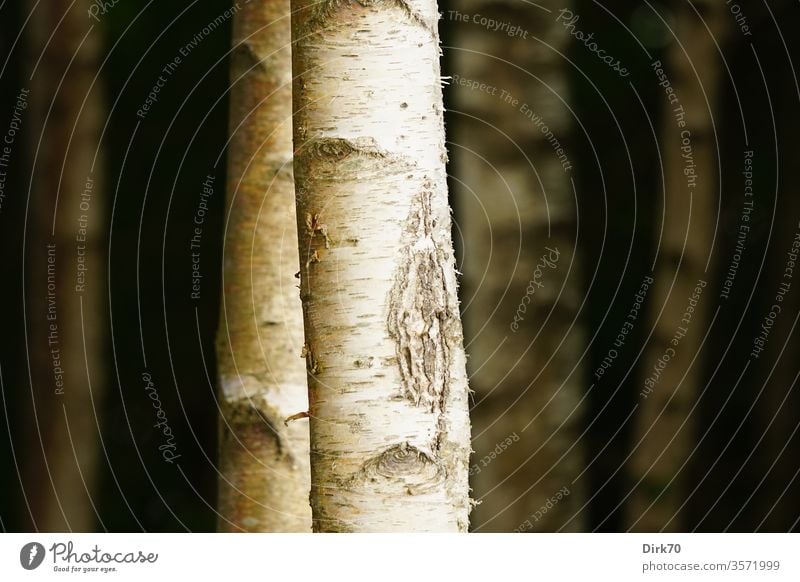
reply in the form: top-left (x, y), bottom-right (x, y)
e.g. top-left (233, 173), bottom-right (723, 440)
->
top-left (387, 184), bottom-right (455, 426)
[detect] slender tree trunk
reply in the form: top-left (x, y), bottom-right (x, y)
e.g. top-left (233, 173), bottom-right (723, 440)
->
top-left (627, 0), bottom-right (727, 531)
top-left (216, 0), bottom-right (311, 532)
top-left (23, 0), bottom-right (105, 531)
top-left (451, 0), bottom-right (586, 532)
top-left (290, 0), bottom-right (472, 531)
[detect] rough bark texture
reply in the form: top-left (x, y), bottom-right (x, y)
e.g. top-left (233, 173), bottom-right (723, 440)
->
top-left (290, 0), bottom-right (472, 531)
top-left (627, 0), bottom-right (727, 531)
top-left (451, 0), bottom-right (586, 532)
top-left (23, 0), bottom-right (105, 531)
top-left (216, 0), bottom-right (312, 532)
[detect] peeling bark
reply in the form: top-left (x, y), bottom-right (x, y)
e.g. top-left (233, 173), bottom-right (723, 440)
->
top-left (290, 0), bottom-right (471, 531)
top-left (216, 0), bottom-right (311, 532)
top-left (387, 188), bottom-right (457, 413)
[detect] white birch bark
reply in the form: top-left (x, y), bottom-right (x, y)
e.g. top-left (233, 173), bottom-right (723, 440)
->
top-left (290, 0), bottom-right (472, 531)
top-left (216, 0), bottom-right (311, 532)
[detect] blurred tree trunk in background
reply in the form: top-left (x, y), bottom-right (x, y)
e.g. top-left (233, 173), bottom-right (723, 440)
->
top-left (451, 0), bottom-right (586, 532)
top-left (215, 0), bottom-right (311, 532)
top-left (739, 3), bottom-right (800, 531)
top-left (22, 0), bottom-right (105, 531)
top-left (627, 0), bottom-right (727, 531)
top-left (290, 0), bottom-right (472, 531)
top-left (703, 0), bottom-right (800, 531)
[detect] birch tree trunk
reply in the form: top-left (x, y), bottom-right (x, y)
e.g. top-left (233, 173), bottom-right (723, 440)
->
top-left (451, 0), bottom-right (586, 532)
top-left (216, 0), bottom-right (311, 532)
top-left (290, 0), bottom-right (472, 531)
top-left (627, 0), bottom-right (727, 531)
top-left (23, 0), bottom-right (105, 531)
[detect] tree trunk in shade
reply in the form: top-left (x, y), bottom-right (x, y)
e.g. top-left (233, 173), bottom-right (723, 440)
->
top-left (23, 0), bottom-right (106, 532)
top-left (627, 0), bottom-right (727, 531)
top-left (451, 0), bottom-right (587, 532)
top-left (216, 0), bottom-right (312, 532)
top-left (290, 0), bottom-right (472, 531)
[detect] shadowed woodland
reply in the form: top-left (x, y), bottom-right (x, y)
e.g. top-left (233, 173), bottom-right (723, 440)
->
top-left (1, 0), bottom-right (799, 532)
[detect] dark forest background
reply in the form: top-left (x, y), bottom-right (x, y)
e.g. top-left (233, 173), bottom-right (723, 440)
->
top-left (1, 0), bottom-right (799, 531)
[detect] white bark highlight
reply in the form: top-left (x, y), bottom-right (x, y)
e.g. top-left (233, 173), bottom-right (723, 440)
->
top-left (291, 0), bottom-right (471, 531)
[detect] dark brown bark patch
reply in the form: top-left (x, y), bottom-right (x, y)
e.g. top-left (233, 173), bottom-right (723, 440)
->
top-left (387, 185), bottom-right (457, 416)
